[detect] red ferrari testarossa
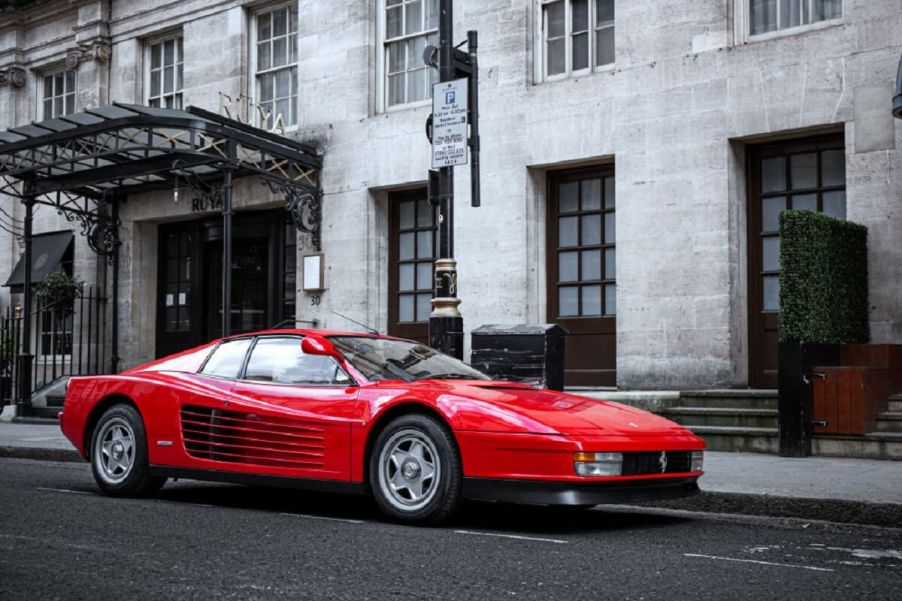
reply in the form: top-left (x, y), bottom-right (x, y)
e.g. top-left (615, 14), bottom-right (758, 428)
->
top-left (61, 330), bottom-right (704, 524)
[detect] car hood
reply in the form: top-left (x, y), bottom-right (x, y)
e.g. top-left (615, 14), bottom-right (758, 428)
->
top-left (422, 380), bottom-right (690, 436)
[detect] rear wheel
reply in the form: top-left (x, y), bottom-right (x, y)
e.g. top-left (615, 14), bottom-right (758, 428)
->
top-left (90, 404), bottom-right (166, 496)
top-left (370, 414), bottom-right (462, 525)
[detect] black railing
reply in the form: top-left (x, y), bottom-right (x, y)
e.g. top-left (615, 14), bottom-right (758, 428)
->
top-left (0, 286), bottom-right (108, 407)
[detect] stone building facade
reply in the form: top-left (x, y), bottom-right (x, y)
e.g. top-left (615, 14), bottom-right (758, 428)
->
top-left (1, 0), bottom-right (900, 390)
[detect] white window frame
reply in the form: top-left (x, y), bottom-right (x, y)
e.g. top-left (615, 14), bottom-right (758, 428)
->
top-left (144, 32), bottom-right (184, 109)
top-left (376, 0), bottom-right (439, 114)
top-left (535, 0), bottom-right (615, 84)
top-left (249, 2), bottom-right (299, 131)
top-left (38, 69), bottom-right (76, 120)
top-left (736, 0), bottom-right (843, 44)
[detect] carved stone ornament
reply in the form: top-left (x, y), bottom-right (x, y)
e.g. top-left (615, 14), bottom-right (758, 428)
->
top-left (0, 65), bottom-right (26, 88)
top-left (93, 40), bottom-right (112, 63)
top-left (65, 49), bottom-right (81, 69)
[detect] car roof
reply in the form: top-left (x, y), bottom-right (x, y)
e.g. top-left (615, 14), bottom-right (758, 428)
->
top-left (219, 328), bottom-right (406, 342)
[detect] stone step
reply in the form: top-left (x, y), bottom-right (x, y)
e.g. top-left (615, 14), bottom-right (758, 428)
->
top-left (661, 407), bottom-right (778, 429)
top-left (682, 425), bottom-right (778, 454)
top-left (874, 412), bottom-right (902, 433)
top-left (888, 399), bottom-right (902, 413)
top-left (678, 390), bottom-right (778, 411)
top-left (45, 395), bottom-right (65, 408)
top-left (813, 433), bottom-right (902, 460)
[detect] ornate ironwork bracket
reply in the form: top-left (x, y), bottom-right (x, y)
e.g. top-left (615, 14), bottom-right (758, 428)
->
top-left (264, 179), bottom-right (323, 251)
top-left (49, 191), bottom-right (120, 264)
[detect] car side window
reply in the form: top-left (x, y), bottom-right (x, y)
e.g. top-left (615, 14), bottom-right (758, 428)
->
top-left (243, 337), bottom-right (351, 385)
top-left (198, 338), bottom-right (253, 379)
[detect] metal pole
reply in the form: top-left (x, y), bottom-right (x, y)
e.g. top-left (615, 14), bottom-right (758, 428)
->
top-left (428, 0), bottom-right (464, 360)
top-left (16, 190), bottom-right (34, 418)
top-left (467, 30), bottom-right (480, 208)
top-left (109, 194), bottom-right (120, 373)
top-left (221, 162), bottom-right (234, 337)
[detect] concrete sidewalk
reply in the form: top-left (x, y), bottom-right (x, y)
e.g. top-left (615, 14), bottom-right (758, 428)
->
top-left (1, 418), bottom-right (899, 526)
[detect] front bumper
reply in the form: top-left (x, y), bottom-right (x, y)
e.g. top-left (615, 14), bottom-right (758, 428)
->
top-left (462, 476), bottom-right (700, 506)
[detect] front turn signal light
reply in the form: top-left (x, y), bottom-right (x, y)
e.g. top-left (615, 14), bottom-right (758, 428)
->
top-left (691, 450), bottom-right (704, 472)
top-left (574, 452), bottom-right (623, 477)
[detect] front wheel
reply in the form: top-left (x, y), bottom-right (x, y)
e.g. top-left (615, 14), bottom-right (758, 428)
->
top-left (90, 404), bottom-right (166, 497)
top-left (370, 414), bottom-right (462, 525)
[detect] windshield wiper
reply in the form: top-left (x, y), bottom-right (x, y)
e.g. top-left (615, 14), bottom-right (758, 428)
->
top-left (414, 373), bottom-right (477, 381)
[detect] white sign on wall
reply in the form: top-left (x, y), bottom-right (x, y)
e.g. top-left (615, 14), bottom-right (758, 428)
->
top-left (431, 79), bottom-right (469, 168)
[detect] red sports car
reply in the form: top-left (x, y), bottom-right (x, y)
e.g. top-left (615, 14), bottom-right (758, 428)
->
top-left (60, 330), bottom-right (704, 524)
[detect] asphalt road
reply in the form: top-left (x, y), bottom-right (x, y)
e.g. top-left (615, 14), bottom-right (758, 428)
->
top-left (1, 458), bottom-right (900, 601)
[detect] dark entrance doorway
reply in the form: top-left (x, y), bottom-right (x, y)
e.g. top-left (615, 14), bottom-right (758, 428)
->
top-left (546, 166), bottom-right (617, 387)
top-left (156, 210), bottom-right (296, 358)
top-left (747, 134), bottom-right (846, 388)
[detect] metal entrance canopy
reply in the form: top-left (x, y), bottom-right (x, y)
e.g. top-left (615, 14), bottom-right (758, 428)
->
top-left (0, 102), bottom-right (323, 416)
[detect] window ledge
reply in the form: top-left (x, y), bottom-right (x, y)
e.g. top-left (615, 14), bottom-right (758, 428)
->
top-left (743, 18), bottom-right (844, 45)
top-left (536, 63), bottom-right (616, 86)
top-left (380, 98), bottom-right (432, 116)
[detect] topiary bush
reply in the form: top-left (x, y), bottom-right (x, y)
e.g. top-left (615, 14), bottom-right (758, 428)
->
top-left (779, 210), bottom-right (869, 344)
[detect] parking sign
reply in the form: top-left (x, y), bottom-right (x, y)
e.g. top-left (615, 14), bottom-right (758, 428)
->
top-left (431, 79), bottom-right (469, 168)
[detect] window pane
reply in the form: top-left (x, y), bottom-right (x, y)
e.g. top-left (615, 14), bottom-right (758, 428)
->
top-left (604, 212), bottom-right (615, 242)
top-left (822, 191), bottom-right (846, 220)
top-left (547, 38), bottom-right (565, 75)
top-left (762, 157), bottom-right (786, 192)
top-left (572, 32), bottom-right (588, 70)
top-left (559, 182), bottom-right (578, 212)
top-left (399, 294), bottom-right (414, 322)
top-left (416, 230), bottom-right (432, 258)
top-left (762, 236), bottom-right (780, 272)
top-left (55, 73), bottom-right (63, 92)
top-left (572, 0), bottom-right (589, 32)
top-left (54, 96), bottom-right (63, 118)
top-left (275, 98), bottom-right (290, 124)
top-left (289, 33), bottom-right (297, 63)
top-left (276, 69), bottom-right (291, 99)
top-left (388, 41), bottom-right (405, 74)
top-left (559, 251), bottom-right (579, 282)
top-left (151, 44), bottom-right (161, 69)
top-left (581, 214), bottom-right (601, 245)
top-left (559, 286), bottom-right (579, 317)
top-left (751, 0), bottom-right (778, 34)
top-left (581, 179), bottom-right (601, 211)
top-left (604, 248), bottom-right (616, 279)
top-left (387, 6), bottom-right (402, 38)
top-left (399, 232), bottom-right (415, 260)
top-left (65, 94), bottom-right (74, 116)
top-left (791, 153), bottom-right (817, 189)
top-left (406, 0), bottom-right (423, 35)
top-left (792, 193), bottom-right (816, 212)
top-left (596, 0), bottom-right (614, 25)
top-left (604, 177), bottom-right (615, 208)
top-left (200, 339), bottom-right (252, 378)
top-left (582, 285), bottom-right (601, 316)
top-left (259, 72), bottom-right (274, 101)
top-left (417, 200), bottom-right (433, 226)
top-left (258, 41), bottom-right (272, 71)
top-left (425, 0), bottom-right (438, 29)
top-left (762, 196), bottom-right (786, 232)
top-left (595, 27), bottom-right (614, 66)
top-left (399, 201), bottom-right (415, 229)
top-left (417, 262), bottom-right (433, 290)
top-left (763, 275), bottom-right (779, 311)
top-left (821, 149), bottom-right (845, 187)
top-left (65, 70), bottom-right (75, 91)
top-left (164, 39), bottom-right (174, 66)
top-left (546, 1), bottom-right (565, 38)
top-left (164, 66), bottom-right (173, 93)
top-left (559, 216), bottom-right (578, 247)
top-left (399, 263), bottom-right (414, 291)
top-left (258, 12), bottom-right (271, 40)
top-left (815, 0), bottom-right (842, 21)
top-left (407, 68), bottom-right (426, 102)
top-left (409, 36), bottom-right (427, 70)
top-left (604, 284), bottom-right (616, 315)
top-left (781, 0), bottom-right (803, 29)
top-left (416, 293), bottom-right (432, 322)
top-left (273, 37), bottom-right (287, 67)
top-left (273, 8), bottom-right (287, 36)
top-left (245, 337), bottom-right (342, 385)
top-left (581, 250), bottom-right (601, 280)
top-left (388, 73), bottom-right (405, 105)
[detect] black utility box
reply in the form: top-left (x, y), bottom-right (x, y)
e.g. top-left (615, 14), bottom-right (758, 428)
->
top-left (470, 324), bottom-right (567, 391)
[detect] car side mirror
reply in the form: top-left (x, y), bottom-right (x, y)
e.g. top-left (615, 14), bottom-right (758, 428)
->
top-left (301, 336), bottom-right (339, 358)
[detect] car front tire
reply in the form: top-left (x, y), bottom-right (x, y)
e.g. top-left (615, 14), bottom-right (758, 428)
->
top-left (370, 414), bottom-right (462, 525)
top-left (90, 404), bottom-right (166, 497)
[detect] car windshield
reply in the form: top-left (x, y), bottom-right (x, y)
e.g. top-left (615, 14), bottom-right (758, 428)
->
top-left (329, 336), bottom-right (490, 383)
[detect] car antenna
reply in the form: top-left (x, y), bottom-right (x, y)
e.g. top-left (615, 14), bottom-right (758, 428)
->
top-left (331, 310), bottom-right (380, 335)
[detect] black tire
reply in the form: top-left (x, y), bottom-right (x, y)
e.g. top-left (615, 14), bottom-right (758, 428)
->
top-left (89, 404), bottom-right (166, 497)
top-left (369, 414), bottom-right (462, 525)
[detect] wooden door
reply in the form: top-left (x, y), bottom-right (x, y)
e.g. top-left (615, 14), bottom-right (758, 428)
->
top-left (388, 189), bottom-right (436, 345)
top-left (747, 135), bottom-right (846, 388)
top-left (547, 167), bottom-right (616, 387)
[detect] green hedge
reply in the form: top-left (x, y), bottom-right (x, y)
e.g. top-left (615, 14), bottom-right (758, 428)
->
top-left (779, 210), bottom-right (869, 344)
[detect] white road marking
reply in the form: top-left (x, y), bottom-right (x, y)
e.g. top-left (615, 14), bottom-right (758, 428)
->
top-left (37, 487), bottom-right (92, 496)
top-left (454, 530), bottom-right (568, 544)
top-left (279, 512), bottom-right (364, 524)
top-left (684, 553), bottom-right (833, 572)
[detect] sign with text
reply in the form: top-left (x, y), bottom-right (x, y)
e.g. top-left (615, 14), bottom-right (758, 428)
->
top-left (431, 79), bottom-right (469, 168)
